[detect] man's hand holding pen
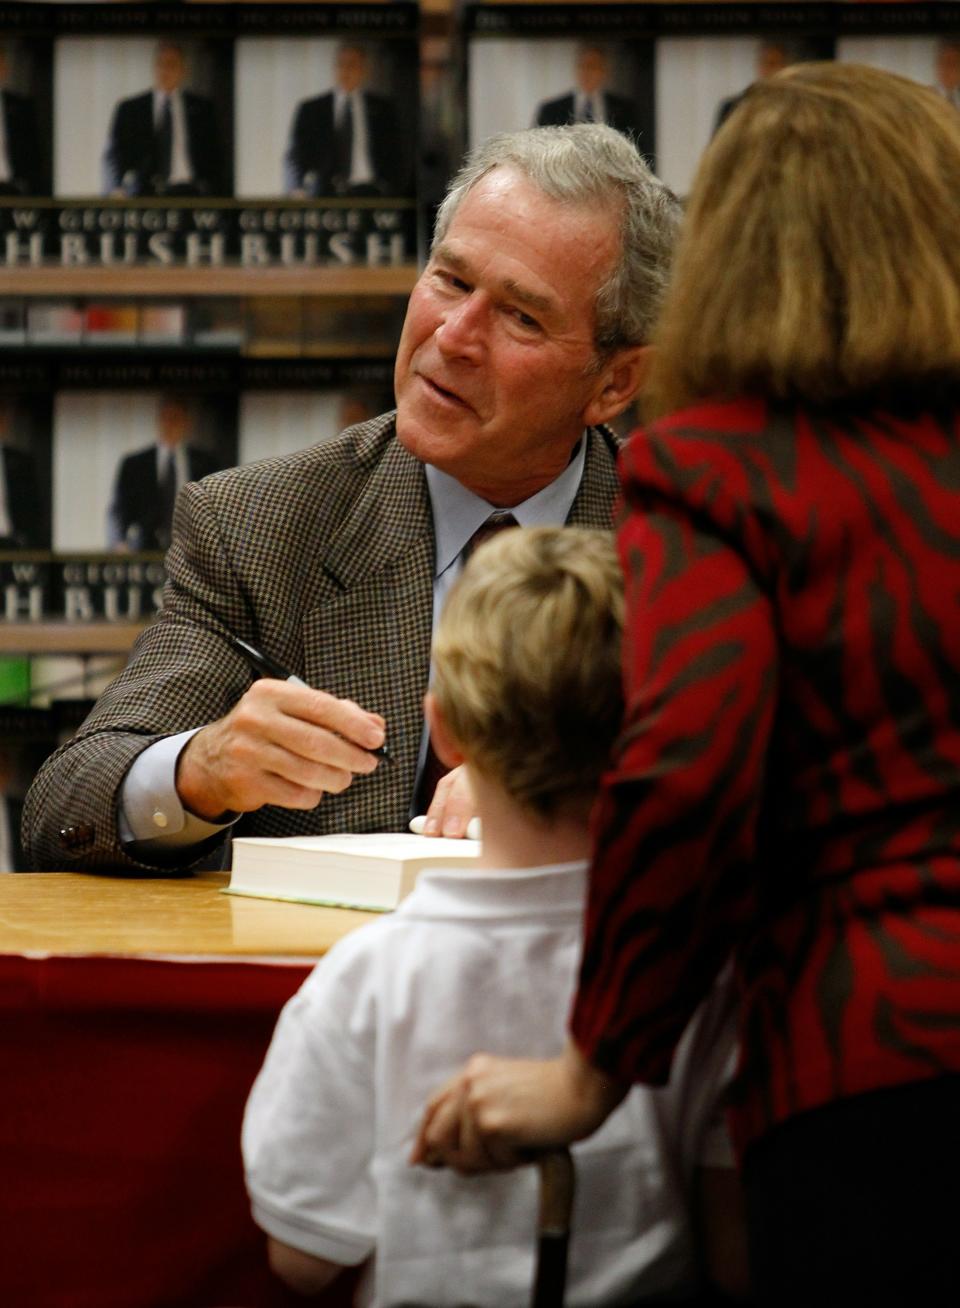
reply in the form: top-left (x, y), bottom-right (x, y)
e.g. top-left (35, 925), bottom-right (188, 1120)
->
top-left (172, 630), bottom-right (392, 821)
top-left (176, 677), bottom-right (388, 822)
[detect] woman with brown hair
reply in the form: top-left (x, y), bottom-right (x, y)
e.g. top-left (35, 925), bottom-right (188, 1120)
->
top-left (415, 63), bottom-right (960, 1303)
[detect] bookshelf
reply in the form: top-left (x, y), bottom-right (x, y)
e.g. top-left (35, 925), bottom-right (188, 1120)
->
top-left (0, 622), bottom-right (148, 655)
top-left (1, 267), bottom-right (419, 297)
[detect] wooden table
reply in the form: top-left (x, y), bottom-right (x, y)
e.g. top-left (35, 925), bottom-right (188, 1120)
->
top-left (0, 869), bottom-right (374, 957)
top-left (0, 871), bottom-right (374, 1308)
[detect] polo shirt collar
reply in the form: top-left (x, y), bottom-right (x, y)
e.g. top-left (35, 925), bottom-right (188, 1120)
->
top-left (397, 860), bottom-right (587, 924)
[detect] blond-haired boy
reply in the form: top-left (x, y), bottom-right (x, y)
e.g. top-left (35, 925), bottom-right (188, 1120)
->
top-left (242, 527), bottom-right (737, 1306)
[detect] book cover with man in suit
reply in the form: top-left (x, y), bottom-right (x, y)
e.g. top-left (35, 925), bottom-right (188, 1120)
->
top-left (534, 44), bottom-right (642, 139)
top-left (0, 397), bottom-right (48, 551)
top-left (713, 39), bottom-right (802, 135)
top-left (108, 394), bottom-right (227, 552)
top-left (102, 39), bottom-right (224, 197)
top-left (284, 42), bottom-right (408, 197)
top-left (932, 37), bottom-right (960, 109)
top-left (0, 41), bottom-right (44, 196)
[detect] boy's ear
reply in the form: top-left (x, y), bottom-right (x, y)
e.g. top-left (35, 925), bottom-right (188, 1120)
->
top-left (424, 692), bottom-right (466, 769)
top-left (582, 344), bottom-right (654, 429)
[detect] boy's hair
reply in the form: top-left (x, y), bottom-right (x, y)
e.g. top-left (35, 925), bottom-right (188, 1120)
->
top-left (432, 526), bottom-right (624, 819)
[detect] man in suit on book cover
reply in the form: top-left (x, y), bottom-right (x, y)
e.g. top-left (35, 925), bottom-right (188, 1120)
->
top-left (102, 40), bottom-right (223, 197)
top-left (0, 44), bottom-right (42, 197)
top-left (534, 45), bottom-right (642, 141)
top-left (23, 124), bottom-right (681, 874)
top-left (0, 748), bottom-right (25, 873)
top-left (713, 39), bottom-right (800, 136)
top-left (284, 43), bottom-right (407, 198)
top-left (0, 743), bottom-right (43, 873)
top-left (108, 395), bottom-right (223, 552)
top-left (931, 38), bottom-right (960, 110)
top-left (0, 399), bottom-right (45, 551)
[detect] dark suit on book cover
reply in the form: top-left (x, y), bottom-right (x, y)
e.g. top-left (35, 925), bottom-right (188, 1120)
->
top-left (3, 795), bottom-right (24, 872)
top-left (713, 91), bottom-right (746, 136)
top-left (103, 89), bottom-right (222, 197)
top-left (23, 413), bottom-right (619, 871)
top-left (535, 90), bottom-right (641, 140)
top-left (0, 89), bottom-right (41, 196)
top-left (284, 90), bottom-right (406, 196)
top-left (110, 444), bottom-right (221, 551)
top-left (0, 446), bottom-right (44, 549)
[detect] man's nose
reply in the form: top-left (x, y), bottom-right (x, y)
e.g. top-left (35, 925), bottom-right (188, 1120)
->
top-left (435, 294), bottom-right (486, 360)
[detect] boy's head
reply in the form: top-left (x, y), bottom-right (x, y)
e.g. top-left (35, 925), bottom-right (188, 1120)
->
top-left (427, 526), bottom-right (624, 820)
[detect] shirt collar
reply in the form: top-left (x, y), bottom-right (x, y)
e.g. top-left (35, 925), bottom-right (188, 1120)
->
top-left (396, 860), bottom-right (588, 924)
top-left (425, 435), bottom-right (588, 580)
top-left (153, 88), bottom-right (179, 115)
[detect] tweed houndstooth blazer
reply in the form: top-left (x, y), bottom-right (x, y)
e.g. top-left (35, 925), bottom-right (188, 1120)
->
top-left (22, 413), bottom-right (621, 873)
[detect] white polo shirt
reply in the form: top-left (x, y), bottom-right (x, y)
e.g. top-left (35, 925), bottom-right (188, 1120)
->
top-left (242, 861), bottom-right (735, 1307)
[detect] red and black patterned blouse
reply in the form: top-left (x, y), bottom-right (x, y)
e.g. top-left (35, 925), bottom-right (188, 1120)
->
top-left (571, 396), bottom-right (960, 1156)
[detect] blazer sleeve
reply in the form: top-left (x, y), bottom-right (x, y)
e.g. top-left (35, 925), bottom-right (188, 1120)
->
top-left (22, 477), bottom-right (256, 873)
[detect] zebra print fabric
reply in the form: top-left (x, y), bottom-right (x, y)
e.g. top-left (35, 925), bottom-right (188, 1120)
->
top-left (571, 396), bottom-right (960, 1156)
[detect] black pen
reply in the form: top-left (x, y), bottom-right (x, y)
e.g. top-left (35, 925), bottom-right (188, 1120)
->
top-left (226, 631), bottom-right (395, 765)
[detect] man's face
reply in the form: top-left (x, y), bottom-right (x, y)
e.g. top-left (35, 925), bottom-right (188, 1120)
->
top-left (158, 399), bottom-right (191, 448)
top-left (154, 45), bottom-right (186, 94)
top-left (339, 394), bottom-right (375, 429)
top-left (937, 45), bottom-right (960, 93)
top-left (335, 47), bottom-right (368, 94)
top-left (394, 168), bottom-right (623, 505)
top-left (576, 48), bottom-right (608, 95)
top-left (756, 43), bottom-right (789, 80)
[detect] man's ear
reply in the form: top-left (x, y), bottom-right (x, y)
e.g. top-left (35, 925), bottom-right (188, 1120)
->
top-left (424, 692), bottom-right (466, 769)
top-left (583, 344), bottom-right (654, 429)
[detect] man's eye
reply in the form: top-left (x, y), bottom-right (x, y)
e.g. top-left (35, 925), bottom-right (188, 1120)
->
top-left (437, 269), bottom-right (469, 292)
top-left (511, 308), bottom-right (541, 331)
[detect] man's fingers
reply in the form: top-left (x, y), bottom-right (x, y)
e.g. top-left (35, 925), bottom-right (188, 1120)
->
top-left (238, 679), bottom-right (385, 752)
top-left (265, 681), bottom-right (386, 752)
top-left (423, 765), bottom-right (476, 838)
top-left (177, 680), bottom-right (388, 818)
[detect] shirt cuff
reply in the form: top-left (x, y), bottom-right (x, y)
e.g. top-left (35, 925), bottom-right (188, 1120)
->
top-left (118, 728), bottom-right (239, 848)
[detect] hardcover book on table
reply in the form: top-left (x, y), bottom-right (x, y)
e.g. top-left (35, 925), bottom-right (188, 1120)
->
top-left (226, 832), bottom-right (481, 912)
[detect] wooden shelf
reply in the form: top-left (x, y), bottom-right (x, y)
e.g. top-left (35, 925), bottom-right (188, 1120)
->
top-left (1, 265), bottom-right (419, 297)
top-left (0, 623), bottom-right (148, 655)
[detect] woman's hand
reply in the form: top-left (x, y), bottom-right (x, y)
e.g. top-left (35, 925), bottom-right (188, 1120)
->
top-left (410, 1040), bottom-right (627, 1174)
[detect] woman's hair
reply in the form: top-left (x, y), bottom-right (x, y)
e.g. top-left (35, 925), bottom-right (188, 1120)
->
top-left (433, 124), bottom-right (681, 353)
top-left (432, 527), bottom-right (624, 820)
top-left (645, 62), bottom-right (960, 417)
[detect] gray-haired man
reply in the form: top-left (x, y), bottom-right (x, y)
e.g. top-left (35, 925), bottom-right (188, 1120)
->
top-left (24, 124), bottom-right (680, 873)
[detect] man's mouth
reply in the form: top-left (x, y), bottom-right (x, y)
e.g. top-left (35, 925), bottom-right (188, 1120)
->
top-left (420, 374), bottom-right (472, 411)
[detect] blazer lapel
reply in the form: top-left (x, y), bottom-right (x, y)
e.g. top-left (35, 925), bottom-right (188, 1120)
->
top-left (300, 436), bottom-right (434, 833)
top-left (279, 422), bottom-right (619, 837)
top-left (568, 425), bottom-right (620, 528)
